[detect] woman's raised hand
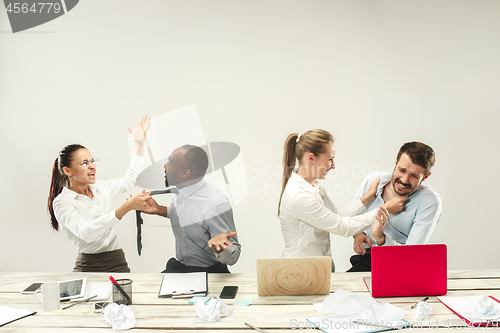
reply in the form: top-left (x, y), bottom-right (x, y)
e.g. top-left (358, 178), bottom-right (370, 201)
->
top-left (371, 205), bottom-right (389, 245)
top-left (128, 115), bottom-right (151, 144)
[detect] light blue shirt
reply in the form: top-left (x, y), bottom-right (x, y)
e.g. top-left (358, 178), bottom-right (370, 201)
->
top-left (352, 171), bottom-right (442, 246)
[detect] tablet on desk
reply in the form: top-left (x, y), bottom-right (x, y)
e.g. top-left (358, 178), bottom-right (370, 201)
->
top-left (59, 278), bottom-right (87, 301)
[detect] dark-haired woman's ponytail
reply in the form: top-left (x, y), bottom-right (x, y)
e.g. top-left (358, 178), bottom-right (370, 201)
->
top-left (48, 158), bottom-right (65, 231)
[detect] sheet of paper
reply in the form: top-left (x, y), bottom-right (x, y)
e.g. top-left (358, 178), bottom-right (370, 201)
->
top-left (0, 305), bottom-right (36, 328)
top-left (438, 296), bottom-right (500, 323)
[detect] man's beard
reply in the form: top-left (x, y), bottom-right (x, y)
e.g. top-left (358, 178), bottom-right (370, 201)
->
top-left (392, 178), bottom-right (413, 196)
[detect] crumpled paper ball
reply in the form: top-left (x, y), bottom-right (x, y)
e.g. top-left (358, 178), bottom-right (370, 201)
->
top-left (414, 301), bottom-right (434, 321)
top-left (194, 298), bottom-right (233, 322)
top-left (104, 303), bottom-right (136, 330)
top-left (475, 296), bottom-right (499, 316)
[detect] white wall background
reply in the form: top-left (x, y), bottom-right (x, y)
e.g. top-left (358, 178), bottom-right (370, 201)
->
top-left (1, 0), bottom-right (499, 273)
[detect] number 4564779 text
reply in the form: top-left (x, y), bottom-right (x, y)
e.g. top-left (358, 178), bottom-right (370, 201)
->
top-left (6, 3), bottom-right (62, 14)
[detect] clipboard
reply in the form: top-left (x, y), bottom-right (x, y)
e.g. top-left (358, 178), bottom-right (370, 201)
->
top-left (0, 305), bottom-right (36, 328)
top-left (158, 272), bottom-right (208, 299)
top-left (438, 295), bottom-right (500, 327)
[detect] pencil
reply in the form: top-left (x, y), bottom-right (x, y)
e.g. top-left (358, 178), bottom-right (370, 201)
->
top-left (108, 276), bottom-right (131, 303)
top-left (62, 294), bottom-right (98, 310)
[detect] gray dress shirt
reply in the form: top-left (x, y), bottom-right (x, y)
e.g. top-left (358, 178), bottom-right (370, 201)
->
top-left (167, 179), bottom-right (240, 267)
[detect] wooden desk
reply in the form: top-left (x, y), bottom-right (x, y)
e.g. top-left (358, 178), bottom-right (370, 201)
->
top-left (1, 270), bottom-right (499, 332)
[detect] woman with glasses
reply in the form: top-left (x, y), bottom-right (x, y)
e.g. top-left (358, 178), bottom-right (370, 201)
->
top-left (47, 116), bottom-right (152, 272)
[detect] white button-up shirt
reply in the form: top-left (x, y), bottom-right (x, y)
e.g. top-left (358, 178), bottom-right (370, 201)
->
top-left (53, 155), bottom-right (144, 254)
top-left (280, 171), bottom-right (377, 258)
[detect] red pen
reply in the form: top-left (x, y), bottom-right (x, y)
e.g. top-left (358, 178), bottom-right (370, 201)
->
top-left (109, 275), bottom-right (131, 303)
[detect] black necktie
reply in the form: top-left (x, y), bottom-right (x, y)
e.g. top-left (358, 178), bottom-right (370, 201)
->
top-left (136, 188), bottom-right (178, 255)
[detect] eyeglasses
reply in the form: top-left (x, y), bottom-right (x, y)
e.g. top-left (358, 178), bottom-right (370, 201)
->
top-left (71, 158), bottom-right (99, 168)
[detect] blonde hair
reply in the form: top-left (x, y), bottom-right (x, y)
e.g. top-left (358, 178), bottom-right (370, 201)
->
top-left (278, 129), bottom-right (334, 215)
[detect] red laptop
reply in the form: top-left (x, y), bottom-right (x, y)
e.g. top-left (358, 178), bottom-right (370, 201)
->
top-left (363, 244), bottom-right (447, 297)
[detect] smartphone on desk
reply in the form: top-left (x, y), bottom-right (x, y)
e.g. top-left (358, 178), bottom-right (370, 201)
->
top-left (220, 286), bottom-right (238, 299)
top-left (21, 282), bottom-right (43, 294)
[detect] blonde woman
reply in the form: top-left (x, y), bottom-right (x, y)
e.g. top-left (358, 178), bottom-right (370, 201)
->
top-left (278, 130), bottom-right (406, 271)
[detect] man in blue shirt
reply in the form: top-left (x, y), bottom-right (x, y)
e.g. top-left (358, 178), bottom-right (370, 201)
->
top-left (347, 141), bottom-right (442, 272)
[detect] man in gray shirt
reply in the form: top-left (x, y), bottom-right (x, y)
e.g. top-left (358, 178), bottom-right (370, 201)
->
top-left (143, 145), bottom-right (241, 273)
